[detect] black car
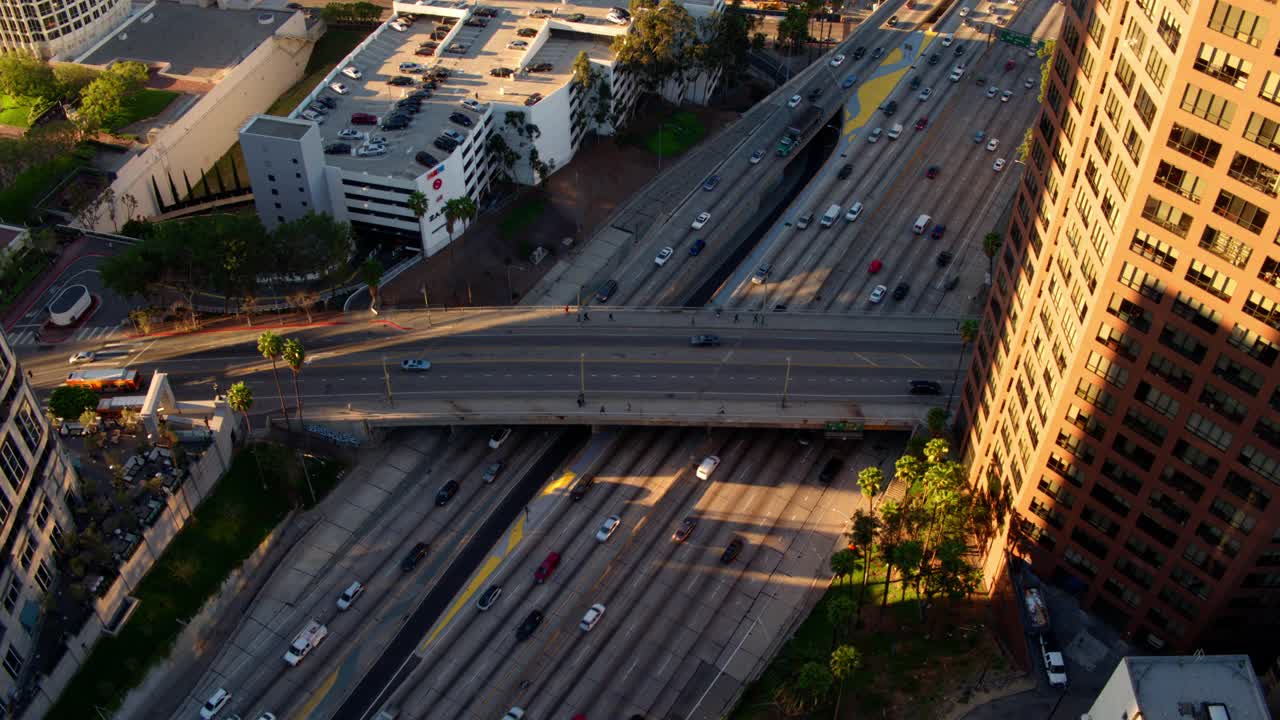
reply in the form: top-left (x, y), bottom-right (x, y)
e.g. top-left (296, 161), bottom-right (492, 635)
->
top-left (818, 457), bottom-right (844, 485)
top-left (408, 90), bottom-right (430, 100)
top-left (517, 27), bottom-right (537, 37)
top-left (595, 279), bottom-right (618, 302)
top-left (434, 137), bottom-right (458, 152)
top-left (476, 585), bottom-right (501, 610)
top-left (808, 87), bottom-right (824, 101)
top-left (569, 475), bottom-right (595, 501)
top-left (721, 538), bottom-right (744, 564)
top-left (928, 53), bottom-right (941, 65)
top-left (475, 6), bottom-right (498, 16)
top-left (515, 609), bottom-right (544, 641)
top-left (910, 76), bottom-right (921, 90)
top-left (464, 17), bottom-right (487, 26)
top-left (883, 100), bottom-right (898, 116)
top-left (887, 14), bottom-right (898, 26)
top-left (415, 151), bottom-right (440, 167)
top-left (837, 163), bottom-right (853, 179)
top-left (316, 96), bottom-right (337, 109)
top-left (401, 542), bottom-right (429, 571)
top-left (490, 66), bottom-right (514, 77)
top-left (435, 480), bottom-right (460, 506)
top-left (449, 112), bottom-right (474, 127)
top-left (324, 142), bottom-right (351, 155)
top-left (852, 46), bottom-right (866, 59)
top-left (872, 47), bottom-right (884, 59)
top-left (936, 251), bottom-right (954, 267)
top-left (381, 119), bottom-right (408, 130)
top-left (389, 76), bottom-right (415, 86)
top-left (525, 62), bottom-right (554, 73)
top-left (524, 93), bottom-right (543, 106)
top-left (384, 113), bottom-right (411, 124)
top-left (564, 12), bottom-right (585, 21)
top-left (910, 380), bottom-right (943, 395)
top-left (892, 283), bottom-right (910, 300)
top-left (396, 103), bottom-right (421, 114)
top-left (955, 44), bottom-right (966, 56)
top-left (690, 334), bottom-right (720, 347)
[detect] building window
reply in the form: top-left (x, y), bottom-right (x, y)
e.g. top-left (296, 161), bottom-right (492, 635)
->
top-left (1227, 323), bottom-right (1278, 366)
top-left (1242, 291), bottom-right (1280, 331)
top-left (1240, 444), bottom-right (1280, 484)
top-left (1156, 8), bottom-right (1182, 51)
top-left (1261, 72), bottom-right (1280, 107)
top-left (3, 646), bottom-right (22, 681)
top-left (1118, 261), bottom-right (1166, 301)
top-left (1133, 86), bottom-right (1157, 128)
top-left (1212, 189), bottom-right (1269, 233)
top-left (33, 494), bottom-right (49, 528)
top-left (1115, 54), bottom-right (1136, 95)
top-left (16, 402), bottom-right (41, 450)
top-left (1207, 0), bottom-right (1267, 48)
top-left (1136, 381), bottom-right (1180, 418)
top-left (0, 435), bottom-right (28, 490)
top-left (1186, 413), bottom-right (1234, 451)
top-left (1148, 351), bottom-right (1194, 391)
top-left (1180, 84), bottom-right (1236, 129)
top-left (1171, 292), bottom-right (1220, 334)
top-left (0, 487), bottom-right (11, 526)
top-left (1193, 43), bottom-right (1252, 89)
top-left (34, 559), bottom-right (52, 593)
top-left (1145, 49), bottom-right (1169, 91)
top-left (2, 578), bottom-right (19, 613)
top-left (1226, 152), bottom-right (1279, 197)
top-left (1243, 112), bottom-right (1280, 154)
top-left (1167, 124), bottom-right (1222, 167)
top-left (1140, 196), bottom-right (1193, 238)
top-left (1183, 259), bottom-right (1236, 301)
top-left (1198, 225), bottom-right (1253, 269)
top-left (1153, 160), bottom-right (1202, 202)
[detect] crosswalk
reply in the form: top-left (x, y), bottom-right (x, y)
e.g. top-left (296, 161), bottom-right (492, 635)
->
top-left (7, 325), bottom-right (123, 346)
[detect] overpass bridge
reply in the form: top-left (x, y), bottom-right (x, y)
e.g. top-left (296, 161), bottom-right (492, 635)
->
top-left (201, 306), bottom-right (971, 438)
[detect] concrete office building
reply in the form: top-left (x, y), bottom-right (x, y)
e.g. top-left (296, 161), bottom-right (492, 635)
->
top-left (0, 331), bottom-right (79, 710)
top-left (1084, 654), bottom-right (1270, 720)
top-left (958, 0), bottom-right (1280, 656)
top-left (0, 0), bottom-right (129, 59)
top-left (241, 0), bottom-right (722, 255)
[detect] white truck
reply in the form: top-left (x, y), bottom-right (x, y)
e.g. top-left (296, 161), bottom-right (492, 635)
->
top-left (283, 619), bottom-right (329, 666)
top-left (1039, 634), bottom-right (1068, 688)
top-left (820, 204), bottom-right (842, 227)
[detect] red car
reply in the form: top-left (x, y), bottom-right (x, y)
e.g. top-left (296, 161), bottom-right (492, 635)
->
top-left (915, 117), bottom-right (928, 130)
top-left (926, 165), bottom-right (940, 179)
top-left (869, 260), bottom-right (883, 274)
top-left (350, 112), bottom-right (377, 125)
top-left (534, 551), bottom-right (560, 583)
top-left (1004, 60), bottom-right (1016, 71)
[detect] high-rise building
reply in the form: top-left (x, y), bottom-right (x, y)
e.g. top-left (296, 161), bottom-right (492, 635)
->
top-left (0, 331), bottom-right (78, 708)
top-left (1084, 654), bottom-right (1270, 719)
top-left (959, 0), bottom-right (1280, 656)
top-left (0, 0), bottom-right (130, 59)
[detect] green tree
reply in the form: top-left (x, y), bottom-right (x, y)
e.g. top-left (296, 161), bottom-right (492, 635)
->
top-left (270, 212), bottom-right (353, 288)
top-left (226, 381), bottom-right (254, 434)
top-left (825, 594), bottom-right (856, 644)
top-left (878, 500), bottom-right (905, 608)
top-left (849, 509), bottom-right (879, 623)
top-left (776, 5), bottom-right (810, 51)
top-left (361, 258), bottom-right (384, 305)
top-left (701, 0), bottom-right (757, 78)
top-left (0, 52), bottom-right (58, 103)
top-left (982, 232), bottom-right (1002, 277)
top-left (856, 466), bottom-right (882, 512)
top-left (282, 338), bottom-right (306, 432)
top-left (407, 190), bottom-right (428, 223)
top-left (257, 331), bottom-right (290, 427)
top-left (891, 539), bottom-right (925, 604)
top-left (948, 319), bottom-right (979, 414)
top-left (571, 49), bottom-right (594, 91)
top-left (48, 386), bottom-right (99, 420)
top-left (786, 661), bottom-right (833, 713)
top-left (442, 196), bottom-right (479, 239)
top-left (74, 60), bottom-right (149, 134)
top-left (829, 548), bottom-right (857, 597)
top-left (926, 407), bottom-right (948, 435)
top-left (611, 0), bottom-right (701, 93)
top-left (829, 644), bottom-right (863, 719)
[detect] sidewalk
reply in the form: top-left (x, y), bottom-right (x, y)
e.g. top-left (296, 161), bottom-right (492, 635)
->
top-left (2, 234), bottom-right (95, 332)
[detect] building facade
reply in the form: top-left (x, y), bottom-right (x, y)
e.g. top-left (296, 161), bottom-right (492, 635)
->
top-left (0, 331), bottom-right (78, 710)
top-left (960, 0), bottom-right (1280, 656)
top-left (0, 0), bottom-right (129, 59)
top-left (1084, 654), bottom-right (1270, 720)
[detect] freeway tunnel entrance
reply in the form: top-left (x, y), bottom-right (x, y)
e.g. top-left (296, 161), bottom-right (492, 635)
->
top-left (683, 113), bottom-right (841, 307)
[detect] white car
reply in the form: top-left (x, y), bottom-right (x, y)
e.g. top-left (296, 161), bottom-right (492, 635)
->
top-left (595, 515), bottom-right (621, 542)
top-left (993, 158), bottom-right (1007, 172)
top-left (200, 688), bottom-right (231, 719)
top-left (829, 53), bottom-right (846, 67)
top-left (845, 202), bottom-right (863, 221)
top-left (256, 714), bottom-right (277, 720)
top-left (918, 87), bottom-right (932, 101)
top-left (336, 580), bottom-right (364, 610)
top-left (503, 709), bottom-right (525, 720)
top-left (68, 351), bottom-right (96, 364)
top-left (398, 62), bottom-right (422, 72)
top-left (507, 40), bottom-right (528, 49)
top-left (867, 127), bottom-right (883, 143)
top-left (580, 603), bottom-right (606, 631)
top-left (1024, 76), bottom-right (1036, 89)
top-left (400, 359), bottom-right (431, 371)
top-left (750, 148), bottom-right (765, 164)
top-left (696, 455), bottom-right (721, 480)
top-left (691, 211), bottom-right (711, 230)
top-left (869, 284), bottom-right (887, 304)
top-left (1001, 89), bottom-right (1013, 102)
top-left (356, 144), bottom-right (387, 157)
top-left (460, 98), bottom-right (482, 112)
top-left (986, 85), bottom-right (999, 98)
top-left (391, 20), bottom-right (409, 31)
top-left (986, 138), bottom-right (1001, 151)
top-left (959, 5), bottom-right (970, 15)
top-left (338, 128), bottom-right (364, 140)
top-left (342, 66), bottom-right (362, 79)
top-left (488, 427), bottom-right (512, 449)
top-left (787, 94), bottom-right (802, 108)
top-left (654, 246), bottom-right (674, 266)
top-left (941, 34), bottom-right (954, 46)
top-left (329, 82), bottom-right (349, 94)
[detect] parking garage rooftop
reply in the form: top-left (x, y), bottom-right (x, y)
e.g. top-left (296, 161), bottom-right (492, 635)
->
top-left (312, 3), bottom-right (621, 179)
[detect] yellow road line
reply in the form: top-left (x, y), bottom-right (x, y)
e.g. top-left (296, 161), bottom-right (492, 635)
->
top-left (418, 554), bottom-right (503, 654)
top-left (296, 666), bottom-right (340, 718)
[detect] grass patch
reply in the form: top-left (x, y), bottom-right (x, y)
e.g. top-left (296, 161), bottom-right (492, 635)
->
top-left (267, 29), bottom-right (367, 116)
top-left (0, 249), bottom-right (52, 312)
top-left (47, 444), bottom-right (343, 718)
top-left (498, 195), bottom-right (547, 241)
top-left (641, 110), bottom-right (705, 157)
top-left (0, 94), bottom-right (38, 128)
top-left (0, 145), bottom-right (93, 224)
top-left (107, 89), bottom-right (179, 131)
top-left (203, 142), bottom-right (251, 195)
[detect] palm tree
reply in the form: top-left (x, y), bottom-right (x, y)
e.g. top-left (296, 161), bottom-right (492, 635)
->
top-left (407, 190), bottom-right (428, 222)
top-left (829, 549), bottom-right (857, 598)
top-left (361, 258), bottom-right (384, 308)
top-left (226, 381), bottom-right (254, 435)
top-left (830, 644), bottom-right (863, 720)
top-left (849, 509), bottom-right (879, 623)
top-left (282, 338), bottom-right (305, 432)
top-left (982, 232), bottom-right (1002, 277)
top-left (947, 319), bottom-right (979, 414)
top-left (856, 466), bottom-right (882, 513)
top-left (257, 331), bottom-right (290, 427)
top-left (442, 196), bottom-right (479, 240)
top-left (825, 594), bottom-right (856, 645)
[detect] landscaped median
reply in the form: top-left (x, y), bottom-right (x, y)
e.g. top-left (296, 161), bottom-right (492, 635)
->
top-left (46, 444), bottom-right (342, 718)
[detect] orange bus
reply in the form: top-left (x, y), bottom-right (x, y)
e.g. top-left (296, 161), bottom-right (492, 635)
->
top-left (66, 368), bottom-right (141, 392)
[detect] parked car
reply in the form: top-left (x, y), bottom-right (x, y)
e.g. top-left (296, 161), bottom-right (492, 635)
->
top-left (525, 62), bottom-right (554, 73)
top-left (434, 137), bottom-right (457, 152)
top-left (389, 76), bottom-right (415, 86)
top-left (350, 112), bottom-right (377, 125)
top-left (401, 542), bottom-right (429, 571)
top-left (517, 27), bottom-right (538, 37)
top-left (415, 151), bottom-right (440, 167)
top-left (491, 67), bottom-right (515, 77)
top-left (342, 66), bottom-right (362, 79)
top-left (721, 537), bottom-right (744, 563)
top-left (449, 112), bottom-right (474, 127)
top-left (523, 93), bottom-right (543, 106)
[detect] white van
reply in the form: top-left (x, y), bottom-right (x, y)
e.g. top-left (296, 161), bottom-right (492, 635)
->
top-left (913, 214), bottom-right (932, 234)
top-left (886, 123), bottom-right (903, 140)
top-left (820, 204), bottom-right (842, 227)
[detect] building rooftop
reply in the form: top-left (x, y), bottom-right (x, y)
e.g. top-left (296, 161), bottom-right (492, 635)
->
top-left (1118, 655), bottom-right (1270, 720)
top-left (81, 4), bottom-right (296, 77)
top-left (244, 116), bottom-right (313, 140)
top-left (307, 3), bottom-right (623, 179)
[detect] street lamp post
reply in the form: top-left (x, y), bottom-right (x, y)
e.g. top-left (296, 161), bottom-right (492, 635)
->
top-left (421, 284), bottom-right (431, 328)
top-left (781, 356), bottom-right (792, 408)
top-left (381, 355), bottom-right (394, 407)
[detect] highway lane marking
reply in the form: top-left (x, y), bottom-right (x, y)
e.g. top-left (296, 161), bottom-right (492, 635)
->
top-left (417, 554), bottom-right (503, 654)
top-left (295, 664), bottom-right (341, 718)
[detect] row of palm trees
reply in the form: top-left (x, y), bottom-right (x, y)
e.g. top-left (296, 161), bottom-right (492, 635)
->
top-left (223, 330), bottom-right (306, 436)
